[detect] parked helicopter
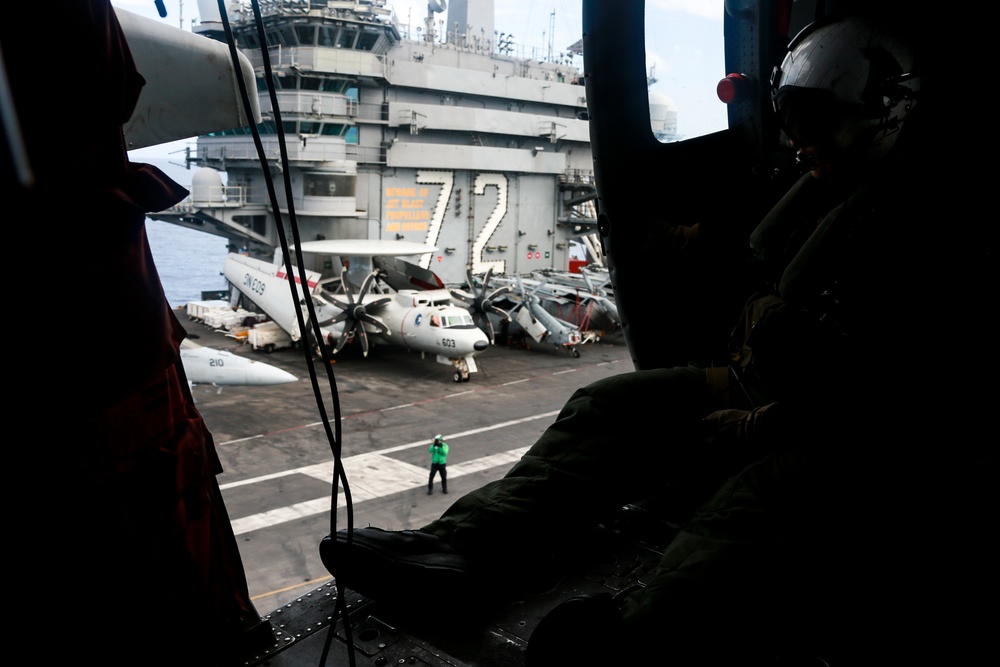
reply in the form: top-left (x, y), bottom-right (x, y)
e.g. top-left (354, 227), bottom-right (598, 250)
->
top-left (454, 269), bottom-right (615, 356)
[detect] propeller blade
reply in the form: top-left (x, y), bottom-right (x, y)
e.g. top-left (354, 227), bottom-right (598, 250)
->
top-left (334, 326), bottom-right (353, 354)
top-left (357, 328), bottom-right (370, 356)
top-left (480, 267), bottom-right (495, 298)
top-left (486, 285), bottom-right (512, 301)
top-left (478, 313), bottom-right (496, 343)
top-left (341, 268), bottom-right (354, 301)
top-left (487, 304), bottom-right (512, 322)
top-left (360, 313), bottom-right (390, 336)
top-left (358, 270), bottom-right (379, 298)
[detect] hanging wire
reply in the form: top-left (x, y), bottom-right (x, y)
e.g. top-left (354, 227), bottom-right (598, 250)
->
top-left (216, 2), bottom-right (356, 664)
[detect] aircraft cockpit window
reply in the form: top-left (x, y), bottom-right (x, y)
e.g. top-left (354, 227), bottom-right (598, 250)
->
top-left (644, 3), bottom-right (727, 142)
top-left (444, 314), bottom-right (475, 328)
top-left (430, 315), bottom-right (442, 326)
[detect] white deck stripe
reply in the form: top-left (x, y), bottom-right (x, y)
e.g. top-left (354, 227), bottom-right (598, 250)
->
top-left (220, 410), bottom-right (558, 490)
top-left (229, 446), bottom-right (530, 535)
top-left (223, 412), bottom-right (556, 536)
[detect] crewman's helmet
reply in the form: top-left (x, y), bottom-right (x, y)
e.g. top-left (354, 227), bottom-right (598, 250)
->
top-left (770, 16), bottom-right (919, 162)
top-left (434, 435), bottom-right (442, 442)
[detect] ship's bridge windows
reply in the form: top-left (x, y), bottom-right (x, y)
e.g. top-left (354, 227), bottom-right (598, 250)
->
top-left (304, 173), bottom-right (357, 197)
top-left (357, 29), bottom-right (382, 51)
top-left (295, 25), bottom-right (315, 45)
top-left (321, 123), bottom-right (348, 137)
top-left (240, 32), bottom-right (260, 49)
top-left (269, 25), bottom-right (298, 47)
top-left (233, 214), bottom-right (267, 237)
top-left (300, 122), bottom-right (319, 134)
top-left (300, 76), bottom-right (323, 91)
top-left (319, 26), bottom-right (337, 47)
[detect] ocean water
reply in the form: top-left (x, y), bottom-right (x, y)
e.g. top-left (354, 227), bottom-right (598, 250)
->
top-left (146, 218), bottom-right (230, 308)
top-left (136, 155), bottom-right (231, 308)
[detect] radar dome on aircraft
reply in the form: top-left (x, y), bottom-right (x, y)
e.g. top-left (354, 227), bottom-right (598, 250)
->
top-left (648, 91), bottom-right (679, 142)
top-left (191, 167), bottom-right (225, 207)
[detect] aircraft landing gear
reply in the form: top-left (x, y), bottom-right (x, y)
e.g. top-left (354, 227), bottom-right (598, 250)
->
top-left (452, 358), bottom-right (472, 382)
top-left (572, 348), bottom-right (580, 358)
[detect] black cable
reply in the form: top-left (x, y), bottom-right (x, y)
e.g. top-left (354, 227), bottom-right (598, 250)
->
top-left (216, 2), bottom-right (356, 664)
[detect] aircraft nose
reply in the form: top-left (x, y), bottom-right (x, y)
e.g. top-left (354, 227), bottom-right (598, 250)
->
top-left (474, 340), bottom-right (489, 352)
top-left (246, 364), bottom-right (299, 385)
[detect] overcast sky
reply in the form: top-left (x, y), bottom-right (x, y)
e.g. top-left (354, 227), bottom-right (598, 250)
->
top-left (112, 0), bottom-right (729, 161)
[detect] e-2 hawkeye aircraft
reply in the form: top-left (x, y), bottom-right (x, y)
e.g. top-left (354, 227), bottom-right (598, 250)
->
top-left (223, 239), bottom-right (490, 382)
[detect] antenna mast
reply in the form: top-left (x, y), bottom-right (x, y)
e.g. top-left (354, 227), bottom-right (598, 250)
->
top-left (547, 9), bottom-right (554, 62)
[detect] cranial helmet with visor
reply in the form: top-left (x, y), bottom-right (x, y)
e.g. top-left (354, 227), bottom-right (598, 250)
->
top-left (770, 16), bottom-right (920, 163)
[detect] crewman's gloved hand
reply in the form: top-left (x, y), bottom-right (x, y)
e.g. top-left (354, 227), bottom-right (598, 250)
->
top-left (702, 402), bottom-right (781, 455)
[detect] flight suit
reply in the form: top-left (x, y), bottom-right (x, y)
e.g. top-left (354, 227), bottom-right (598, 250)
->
top-left (421, 149), bottom-right (954, 660)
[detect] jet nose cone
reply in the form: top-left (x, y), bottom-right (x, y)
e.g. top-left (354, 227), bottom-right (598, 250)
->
top-left (247, 364), bottom-right (299, 385)
top-left (474, 340), bottom-right (489, 352)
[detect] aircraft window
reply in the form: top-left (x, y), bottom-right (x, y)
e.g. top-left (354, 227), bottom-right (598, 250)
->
top-left (430, 315), bottom-right (442, 326)
top-left (644, 3), bottom-right (728, 142)
top-left (446, 314), bottom-right (475, 327)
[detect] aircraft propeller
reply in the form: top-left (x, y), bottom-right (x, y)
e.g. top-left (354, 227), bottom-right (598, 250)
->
top-left (317, 269), bottom-right (390, 356)
top-left (450, 268), bottom-right (512, 344)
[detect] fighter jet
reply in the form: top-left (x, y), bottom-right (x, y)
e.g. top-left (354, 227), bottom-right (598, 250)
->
top-left (180, 339), bottom-right (298, 390)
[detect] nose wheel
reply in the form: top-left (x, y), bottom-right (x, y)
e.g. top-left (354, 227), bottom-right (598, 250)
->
top-left (452, 358), bottom-right (472, 382)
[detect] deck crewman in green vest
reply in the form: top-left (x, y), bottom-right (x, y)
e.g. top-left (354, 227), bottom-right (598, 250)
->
top-left (428, 435), bottom-right (449, 495)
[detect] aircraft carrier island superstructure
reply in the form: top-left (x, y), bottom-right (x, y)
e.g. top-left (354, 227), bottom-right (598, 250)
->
top-left (151, 0), bottom-right (604, 286)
